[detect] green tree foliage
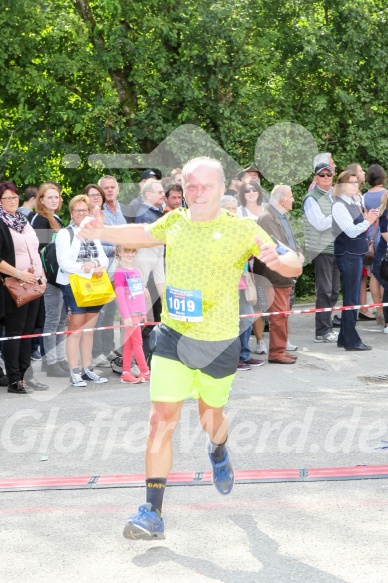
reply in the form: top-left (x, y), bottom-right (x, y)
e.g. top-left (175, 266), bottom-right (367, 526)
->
top-left (1, 0), bottom-right (388, 293)
top-left (2, 0), bottom-right (388, 192)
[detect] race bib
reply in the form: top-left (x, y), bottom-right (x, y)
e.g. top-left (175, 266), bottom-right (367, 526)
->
top-left (126, 276), bottom-right (144, 298)
top-left (166, 286), bottom-right (203, 322)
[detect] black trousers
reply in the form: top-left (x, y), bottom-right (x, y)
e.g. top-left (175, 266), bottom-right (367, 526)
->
top-left (3, 297), bottom-right (41, 384)
top-left (313, 253), bottom-right (340, 336)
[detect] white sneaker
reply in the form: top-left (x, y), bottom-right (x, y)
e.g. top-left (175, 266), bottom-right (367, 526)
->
top-left (70, 371), bottom-right (87, 387)
top-left (92, 354), bottom-right (111, 368)
top-left (254, 340), bottom-right (267, 354)
top-left (82, 368), bottom-right (108, 384)
top-left (286, 340), bottom-right (298, 351)
top-left (314, 331), bottom-right (339, 343)
top-left (384, 327), bottom-right (388, 334)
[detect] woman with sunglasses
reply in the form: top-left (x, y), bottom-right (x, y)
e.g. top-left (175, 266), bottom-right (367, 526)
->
top-left (237, 180), bottom-right (264, 220)
top-left (237, 180), bottom-right (269, 354)
top-left (332, 170), bottom-right (379, 351)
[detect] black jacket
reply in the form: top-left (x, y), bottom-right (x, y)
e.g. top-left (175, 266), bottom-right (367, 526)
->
top-left (0, 219), bottom-right (17, 320)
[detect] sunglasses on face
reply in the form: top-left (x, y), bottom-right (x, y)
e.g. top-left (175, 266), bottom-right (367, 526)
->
top-left (245, 188), bottom-right (259, 193)
top-left (317, 172), bottom-right (332, 178)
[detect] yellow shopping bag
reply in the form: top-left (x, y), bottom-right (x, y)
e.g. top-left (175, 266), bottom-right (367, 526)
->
top-left (69, 271), bottom-right (116, 307)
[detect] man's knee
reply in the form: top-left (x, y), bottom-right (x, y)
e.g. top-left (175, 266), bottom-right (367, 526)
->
top-left (148, 403), bottom-right (181, 439)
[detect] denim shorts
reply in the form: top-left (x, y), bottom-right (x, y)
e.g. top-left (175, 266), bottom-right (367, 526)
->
top-left (61, 284), bottom-right (104, 315)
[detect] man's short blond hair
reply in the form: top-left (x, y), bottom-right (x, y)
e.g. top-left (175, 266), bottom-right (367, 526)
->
top-left (182, 157), bottom-right (225, 188)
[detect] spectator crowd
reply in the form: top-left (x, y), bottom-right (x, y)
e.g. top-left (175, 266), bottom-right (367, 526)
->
top-left (0, 153), bottom-right (387, 394)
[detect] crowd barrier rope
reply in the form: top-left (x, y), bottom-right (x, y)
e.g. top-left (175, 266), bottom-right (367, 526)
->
top-left (0, 302), bottom-right (386, 343)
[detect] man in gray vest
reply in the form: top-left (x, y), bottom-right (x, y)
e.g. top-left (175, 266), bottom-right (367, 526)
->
top-left (303, 162), bottom-right (340, 342)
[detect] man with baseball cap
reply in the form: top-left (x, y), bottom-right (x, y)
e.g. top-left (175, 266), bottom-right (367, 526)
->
top-left (140, 169), bottom-right (162, 184)
top-left (302, 160), bottom-right (340, 343)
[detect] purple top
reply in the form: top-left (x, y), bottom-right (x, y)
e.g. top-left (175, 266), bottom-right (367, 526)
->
top-left (364, 189), bottom-right (385, 211)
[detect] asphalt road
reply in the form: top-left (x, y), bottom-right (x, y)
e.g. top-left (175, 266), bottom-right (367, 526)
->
top-left (1, 307), bottom-right (387, 582)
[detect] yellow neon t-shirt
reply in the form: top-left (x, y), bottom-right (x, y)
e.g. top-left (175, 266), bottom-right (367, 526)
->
top-left (149, 208), bottom-right (273, 341)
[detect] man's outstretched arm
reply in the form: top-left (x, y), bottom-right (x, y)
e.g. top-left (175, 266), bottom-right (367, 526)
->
top-left (255, 237), bottom-right (304, 278)
top-left (78, 207), bottom-right (162, 248)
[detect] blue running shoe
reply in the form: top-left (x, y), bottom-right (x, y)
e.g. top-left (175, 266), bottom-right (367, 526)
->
top-left (123, 503), bottom-right (165, 540)
top-left (207, 441), bottom-right (234, 495)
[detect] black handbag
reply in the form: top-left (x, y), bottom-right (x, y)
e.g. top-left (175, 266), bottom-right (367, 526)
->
top-left (363, 222), bottom-right (378, 266)
top-left (379, 251), bottom-right (388, 282)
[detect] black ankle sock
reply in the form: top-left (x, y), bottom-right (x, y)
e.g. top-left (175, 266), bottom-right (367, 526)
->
top-left (209, 438), bottom-right (227, 464)
top-left (146, 478), bottom-right (167, 515)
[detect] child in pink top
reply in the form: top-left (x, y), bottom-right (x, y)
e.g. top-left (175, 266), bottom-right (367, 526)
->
top-left (114, 246), bottom-right (150, 384)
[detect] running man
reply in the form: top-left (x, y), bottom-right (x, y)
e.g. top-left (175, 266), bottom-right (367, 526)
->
top-left (79, 157), bottom-right (303, 540)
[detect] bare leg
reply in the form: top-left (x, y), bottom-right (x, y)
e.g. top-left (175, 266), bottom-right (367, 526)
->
top-left (198, 398), bottom-right (228, 444)
top-left (80, 312), bottom-right (99, 368)
top-left (145, 401), bottom-right (184, 478)
top-left (359, 275), bottom-right (375, 317)
top-left (253, 316), bottom-right (263, 341)
top-left (370, 274), bottom-right (383, 321)
top-left (66, 313), bottom-right (88, 370)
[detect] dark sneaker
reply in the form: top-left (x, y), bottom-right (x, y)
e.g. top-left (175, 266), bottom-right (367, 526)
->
top-left (7, 380), bottom-right (33, 394)
top-left (207, 441), bottom-right (234, 495)
top-left (81, 368), bottom-right (108, 384)
top-left (123, 503), bottom-right (165, 540)
top-left (57, 360), bottom-right (70, 373)
top-left (244, 358), bottom-right (264, 367)
top-left (333, 315), bottom-right (342, 326)
top-left (237, 361), bottom-right (252, 371)
top-left (31, 349), bottom-right (42, 361)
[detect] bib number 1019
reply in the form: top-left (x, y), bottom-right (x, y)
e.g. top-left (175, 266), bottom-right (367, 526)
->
top-left (166, 286), bottom-right (203, 322)
top-left (168, 297), bottom-right (196, 313)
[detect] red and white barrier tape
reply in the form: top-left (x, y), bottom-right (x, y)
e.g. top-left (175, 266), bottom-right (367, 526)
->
top-left (0, 323), bottom-right (151, 343)
top-left (240, 301), bottom-right (388, 319)
top-left (0, 302), bottom-right (386, 343)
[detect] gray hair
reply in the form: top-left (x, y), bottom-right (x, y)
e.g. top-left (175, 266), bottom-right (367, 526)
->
top-left (98, 175), bottom-right (118, 187)
top-left (313, 152), bottom-right (331, 169)
top-left (182, 157), bottom-right (225, 188)
top-left (220, 195), bottom-right (237, 208)
top-left (140, 179), bottom-right (160, 199)
top-left (270, 184), bottom-right (291, 205)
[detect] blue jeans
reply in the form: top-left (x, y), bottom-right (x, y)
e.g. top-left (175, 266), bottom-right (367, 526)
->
top-left (239, 290), bottom-right (254, 361)
top-left (335, 253), bottom-right (363, 348)
top-left (61, 284), bottom-right (103, 315)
